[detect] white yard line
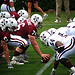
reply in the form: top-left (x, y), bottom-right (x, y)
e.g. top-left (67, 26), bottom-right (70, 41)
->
top-left (36, 55), bottom-right (55, 75)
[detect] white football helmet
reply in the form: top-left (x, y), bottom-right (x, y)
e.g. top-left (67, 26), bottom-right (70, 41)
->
top-left (0, 18), bottom-right (10, 32)
top-left (73, 17), bottom-right (75, 22)
top-left (17, 16), bottom-right (26, 23)
top-left (31, 14), bottom-right (43, 28)
top-left (40, 31), bottom-right (51, 46)
top-left (0, 11), bottom-right (11, 19)
top-left (67, 22), bottom-right (75, 28)
top-left (48, 28), bottom-right (56, 35)
top-left (8, 18), bottom-right (18, 32)
top-left (17, 10), bottom-right (28, 19)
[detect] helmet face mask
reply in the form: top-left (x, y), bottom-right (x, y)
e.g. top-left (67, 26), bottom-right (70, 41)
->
top-left (0, 18), bottom-right (10, 32)
top-left (31, 14), bottom-right (43, 28)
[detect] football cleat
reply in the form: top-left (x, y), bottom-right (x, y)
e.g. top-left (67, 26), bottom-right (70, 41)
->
top-left (54, 19), bottom-right (61, 23)
top-left (19, 58), bottom-right (29, 63)
top-left (50, 68), bottom-right (56, 75)
top-left (24, 53), bottom-right (29, 59)
top-left (8, 62), bottom-right (13, 69)
top-left (17, 54), bottom-right (29, 63)
top-left (67, 19), bottom-right (72, 23)
top-left (43, 14), bottom-right (48, 20)
top-left (11, 60), bottom-right (24, 65)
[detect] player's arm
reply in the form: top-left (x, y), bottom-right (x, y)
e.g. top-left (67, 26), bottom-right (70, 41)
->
top-left (1, 40), bottom-right (10, 63)
top-left (1, 40), bottom-right (13, 68)
top-left (28, 35), bottom-right (50, 60)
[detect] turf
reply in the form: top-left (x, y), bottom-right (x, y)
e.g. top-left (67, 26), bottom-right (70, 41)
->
top-left (0, 11), bottom-right (75, 75)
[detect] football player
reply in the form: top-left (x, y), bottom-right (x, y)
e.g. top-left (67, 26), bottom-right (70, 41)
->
top-left (8, 14), bottom-right (50, 64)
top-left (1, 0), bottom-right (16, 12)
top-left (40, 31), bottom-right (75, 75)
top-left (0, 18), bottom-right (14, 68)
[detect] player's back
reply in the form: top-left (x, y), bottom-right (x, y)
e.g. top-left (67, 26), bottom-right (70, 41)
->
top-left (55, 27), bottom-right (75, 36)
top-left (15, 19), bottom-right (37, 38)
top-left (48, 34), bottom-right (75, 51)
top-left (55, 27), bottom-right (68, 36)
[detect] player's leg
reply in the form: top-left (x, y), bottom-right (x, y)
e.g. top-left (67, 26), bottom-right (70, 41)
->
top-left (28, 1), bottom-right (32, 18)
top-left (50, 59), bottom-right (59, 75)
top-left (10, 36), bottom-right (29, 64)
top-left (59, 58), bottom-right (75, 74)
top-left (55, 0), bottom-right (62, 23)
top-left (64, 0), bottom-right (72, 22)
top-left (11, 45), bottom-right (28, 64)
top-left (33, 1), bottom-right (48, 20)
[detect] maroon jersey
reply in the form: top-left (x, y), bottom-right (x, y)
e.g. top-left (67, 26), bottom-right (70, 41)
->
top-left (9, 11), bottom-right (20, 20)
top-left (14, 19), bottom-right (37, 38)
top-left (3, 0), bottom-right (10, 6)
top-left (0, 29), bottom-right (10, 42)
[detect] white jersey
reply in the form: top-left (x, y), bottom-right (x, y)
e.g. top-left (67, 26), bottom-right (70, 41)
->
top-left (55, 27), bottom-right (75, 36)
top-left (47, 34), bottom-right (75, 61)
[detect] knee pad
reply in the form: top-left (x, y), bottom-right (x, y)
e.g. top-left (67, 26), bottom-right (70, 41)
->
top-left (59, 58), bottom-right (73, 69)
top-left (19, 45), bottom-right (26, 50)
top-left (19, 45), bottom-right (29, 51)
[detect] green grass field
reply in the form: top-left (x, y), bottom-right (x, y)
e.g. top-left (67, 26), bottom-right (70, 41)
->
top-left (0, 11), bottom-right (75, 75)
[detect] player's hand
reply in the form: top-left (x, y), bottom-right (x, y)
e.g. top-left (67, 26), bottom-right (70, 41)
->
top-left (41, 54), bottom-right (50, 60)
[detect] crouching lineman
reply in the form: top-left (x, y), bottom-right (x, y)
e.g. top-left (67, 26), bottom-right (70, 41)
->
top-left (0, 18), bottom-right (17, 68)
top-left (7, 14), bottom-right (50, 64)
top-left (40, 31), bottom-right (75, 75)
